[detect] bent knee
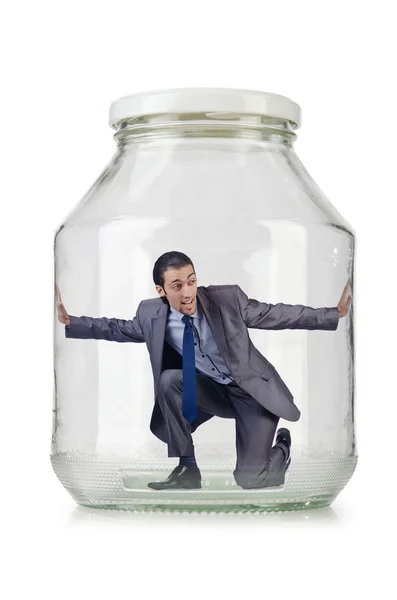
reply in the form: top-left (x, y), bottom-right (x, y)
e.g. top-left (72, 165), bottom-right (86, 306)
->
top-left (159, 369), bottom-right (183, 390)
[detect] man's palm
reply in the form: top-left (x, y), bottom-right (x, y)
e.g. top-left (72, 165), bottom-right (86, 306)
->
top-left (337, 279), bottom-right (352, 317)
top-left (55, 283), bottom-right (70, 325)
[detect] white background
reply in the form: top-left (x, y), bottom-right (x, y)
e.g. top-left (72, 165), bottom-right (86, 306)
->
top-left (1, 1), bottom-right (395, 598)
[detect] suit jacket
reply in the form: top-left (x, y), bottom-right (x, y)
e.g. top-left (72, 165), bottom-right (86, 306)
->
top-left (65, 284), bottom-right (340, 443)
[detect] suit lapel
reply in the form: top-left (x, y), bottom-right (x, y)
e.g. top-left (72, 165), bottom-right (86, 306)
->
top-left (197, 287), bottom-right (232, 369)
top-left (151, 300), bottom-right (169, 384)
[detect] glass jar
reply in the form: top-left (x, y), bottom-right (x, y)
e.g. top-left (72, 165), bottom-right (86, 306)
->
top-left (52, 87), bottom-right (356, 513)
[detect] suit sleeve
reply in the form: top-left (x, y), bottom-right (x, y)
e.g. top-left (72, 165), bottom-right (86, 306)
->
top-left (235, 285), bottom-right (340, 331)
top-left (64, 301), bottom-right (145, 342)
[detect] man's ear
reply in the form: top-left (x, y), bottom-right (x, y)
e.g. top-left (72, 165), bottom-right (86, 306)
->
top-left (155, 285), bottom-right (166, 297)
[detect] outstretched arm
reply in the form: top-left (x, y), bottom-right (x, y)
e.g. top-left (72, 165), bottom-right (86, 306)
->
top-left (235, 285), bottom-right (340, 331)
top-left (65, 311), bottom-right (145, 343)
top-left (56, 283), bottom-right (145, 342)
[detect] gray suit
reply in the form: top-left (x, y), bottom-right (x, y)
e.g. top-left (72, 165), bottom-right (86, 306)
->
top-left (65, 284), bottom-right (339, 487)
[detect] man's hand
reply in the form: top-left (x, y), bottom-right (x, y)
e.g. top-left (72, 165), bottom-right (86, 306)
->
top-left (55, 283), bottom-right (70, 326)
top-left (337, 279), bottom-right (352, 318)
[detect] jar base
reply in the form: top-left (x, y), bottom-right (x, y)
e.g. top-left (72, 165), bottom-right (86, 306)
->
top-left (77, 496), bottom-right (337, 513)
top-left (51, 452), bottom-right (357, 513)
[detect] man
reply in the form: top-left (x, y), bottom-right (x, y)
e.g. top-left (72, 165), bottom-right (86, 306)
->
top-left (56, 250), bottom-right (352, 491)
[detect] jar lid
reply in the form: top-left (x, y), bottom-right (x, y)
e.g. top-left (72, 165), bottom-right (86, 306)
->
top-left (109, 87), bottom-right (301, 129)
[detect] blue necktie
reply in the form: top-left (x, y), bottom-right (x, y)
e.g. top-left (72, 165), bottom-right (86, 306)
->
top-left (182, 315), bottom-right (197, 423)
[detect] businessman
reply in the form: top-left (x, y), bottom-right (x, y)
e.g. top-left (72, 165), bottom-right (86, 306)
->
top-left (56, 250), bottom-right (352, 490)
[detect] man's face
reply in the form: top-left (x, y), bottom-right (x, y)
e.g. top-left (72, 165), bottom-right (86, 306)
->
top-left (156, 264), bottom-right (197, 315)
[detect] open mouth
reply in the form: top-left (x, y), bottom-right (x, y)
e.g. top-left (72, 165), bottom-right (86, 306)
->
top-left (182, 299), bottom-right (194, 306)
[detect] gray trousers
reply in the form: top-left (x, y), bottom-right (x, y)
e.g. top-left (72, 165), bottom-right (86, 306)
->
top-left (157, 369), bottom-right (290, 489)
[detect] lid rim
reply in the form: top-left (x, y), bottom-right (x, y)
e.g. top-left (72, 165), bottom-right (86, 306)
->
top-left (108, 87), bottom-right (301, 129)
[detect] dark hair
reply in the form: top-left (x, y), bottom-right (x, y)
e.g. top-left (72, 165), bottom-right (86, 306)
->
top-left (153, 251), bottom-right (195, 291)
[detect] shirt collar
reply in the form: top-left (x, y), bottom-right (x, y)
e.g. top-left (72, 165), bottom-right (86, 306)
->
top-left (168, 297), bottom-right (202, 321)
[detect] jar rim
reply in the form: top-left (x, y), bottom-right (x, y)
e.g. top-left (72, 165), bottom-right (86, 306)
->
top-left (109, 87), bottom-right (301, 130)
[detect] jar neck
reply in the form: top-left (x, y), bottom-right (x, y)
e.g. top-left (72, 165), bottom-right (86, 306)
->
top-left (112, 112), bottom-right (297, 148)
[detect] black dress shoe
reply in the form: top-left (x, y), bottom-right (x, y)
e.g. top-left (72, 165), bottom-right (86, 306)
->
top-left (275, 427), bottom-right (291, 461)
top-left (148, 464), bottom-right (202, 490)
